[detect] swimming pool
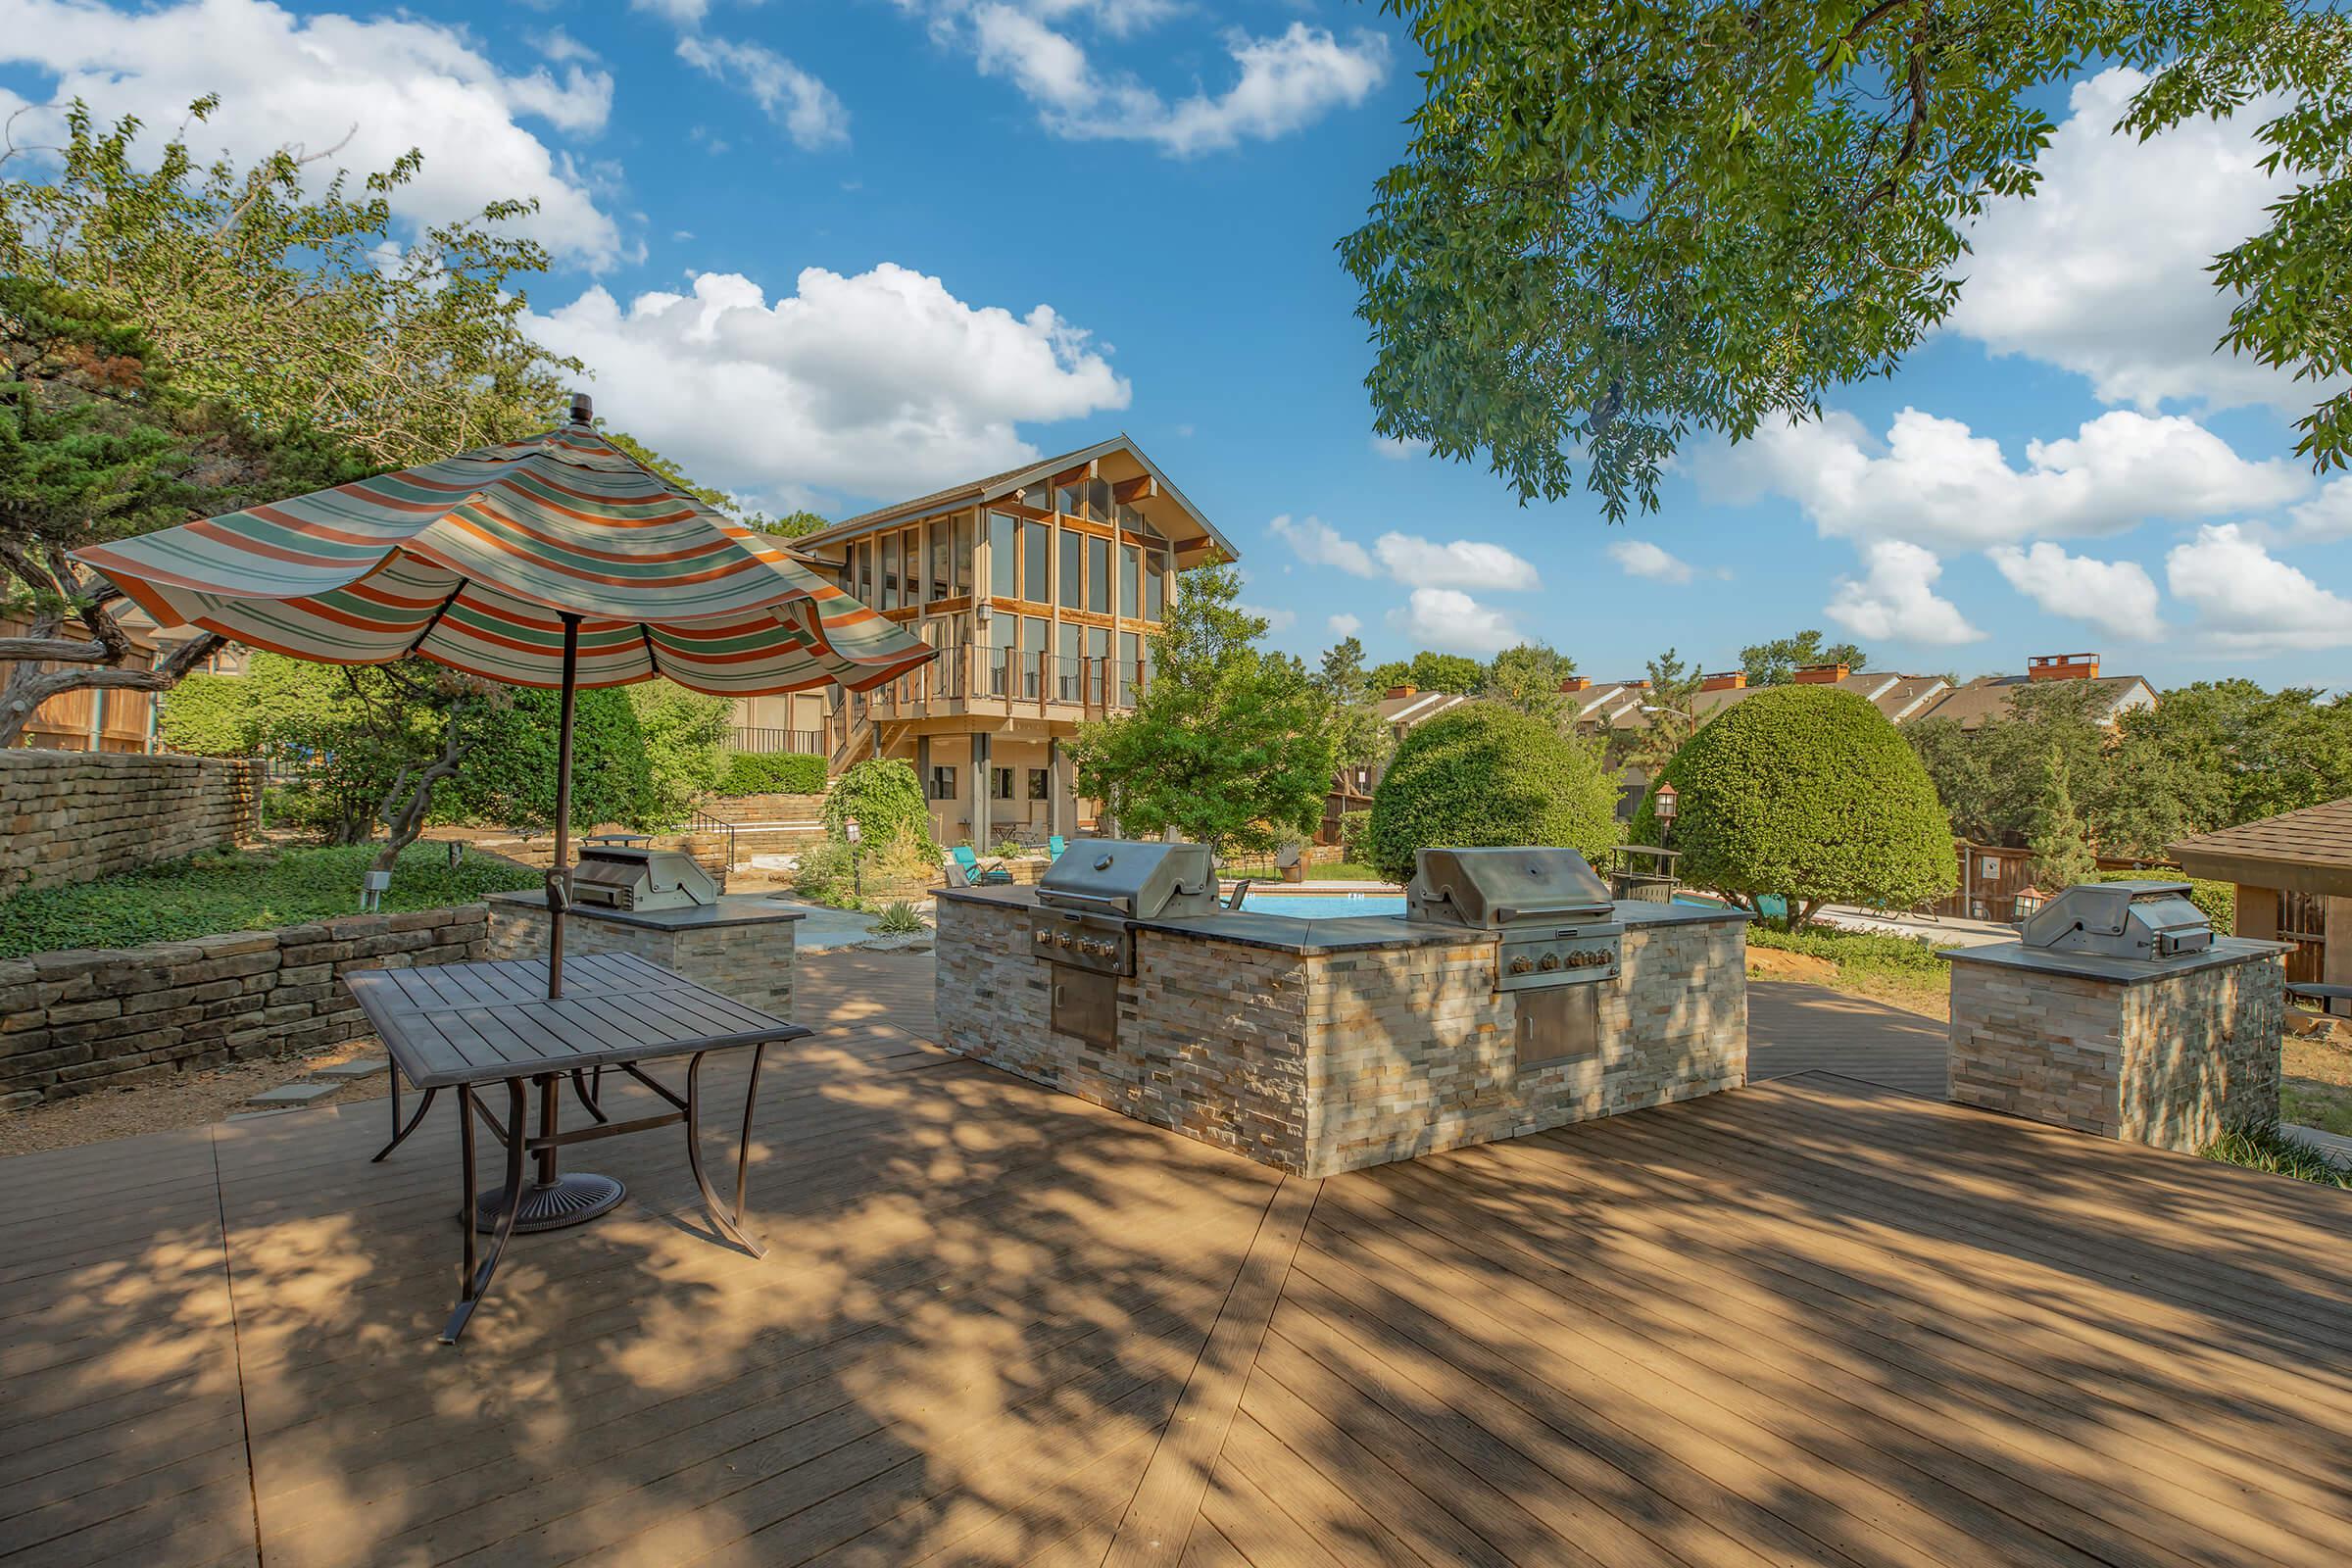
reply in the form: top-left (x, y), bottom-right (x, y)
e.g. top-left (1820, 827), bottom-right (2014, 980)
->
top-left (1242, 891), bottom-right (1408, 919)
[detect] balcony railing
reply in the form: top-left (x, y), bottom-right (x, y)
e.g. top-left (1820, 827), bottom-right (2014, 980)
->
top-left (858, 645), bottom-right (1149, 719)
top-left (728, 726), bottom-right (824, 755)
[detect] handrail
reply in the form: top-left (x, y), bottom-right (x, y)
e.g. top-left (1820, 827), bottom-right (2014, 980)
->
top-left (681, 806), bottom-right (738, 873)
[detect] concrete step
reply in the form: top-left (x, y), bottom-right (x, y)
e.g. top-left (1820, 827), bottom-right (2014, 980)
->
top-left (311, 1056), bottom-right (389, 1081)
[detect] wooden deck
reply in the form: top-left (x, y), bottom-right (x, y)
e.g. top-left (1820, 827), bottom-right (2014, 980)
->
top-left (6, 956), bottom-right (2352, 1567)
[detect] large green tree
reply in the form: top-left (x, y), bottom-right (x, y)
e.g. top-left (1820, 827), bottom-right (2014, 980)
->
top-left (1480, 641), bottom-right (1576, 723)
top-left (1314, 635), bottom-right (1392, 777)
top-left (1070, 563), bottom-right (1336, 857)
top-left (1741, 630), bottom-right (1867, 686)
top-left (1344, 2), bottom-right (2352, 516)
top-left (2099, 680), bottom-right (2352, 857)
top-left (1903, 680), bottom-right (2114, 847)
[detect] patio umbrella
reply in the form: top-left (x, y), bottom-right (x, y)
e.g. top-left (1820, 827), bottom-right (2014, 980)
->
top-left (73, 393), bottom-right (932, 999)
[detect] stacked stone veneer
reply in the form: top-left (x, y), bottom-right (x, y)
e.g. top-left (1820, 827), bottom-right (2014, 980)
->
top-left (936, 895), bottom-right (1746, 1177)
top-left (485, 897), bottom-right (797, 1018)
top-left (1947, 947), bottom-right (2284, 1152)
top-left (0, 750), bottom-right (262, 897)
top-left (0, 905), bottom-right (488, 1111)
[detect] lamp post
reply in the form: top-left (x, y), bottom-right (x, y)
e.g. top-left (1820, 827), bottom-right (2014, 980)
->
top-left (845, 815), bottom-right (863, 900)
top-left (1653, 781), bottom-right (1678, 850)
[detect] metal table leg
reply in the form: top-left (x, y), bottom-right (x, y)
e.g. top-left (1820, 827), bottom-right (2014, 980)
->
top-left (443, 1078), bottom-right (527, 1345)
top-left (683, 1042), bottom-right (768, 1257)
top-left (372, 1060), bottom-right (437, 1163)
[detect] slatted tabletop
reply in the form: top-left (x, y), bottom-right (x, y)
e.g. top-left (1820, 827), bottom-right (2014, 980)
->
top-left (344, 952), bottom-right (809, 1089)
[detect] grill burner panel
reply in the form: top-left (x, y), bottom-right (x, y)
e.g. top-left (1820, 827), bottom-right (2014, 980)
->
top-left (2020, 880), bottom-right (2215, 962)
top-left (1030, 839), bottom-right (1219, 1045)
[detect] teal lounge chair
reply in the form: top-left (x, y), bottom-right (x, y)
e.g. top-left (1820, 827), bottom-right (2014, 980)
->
top-left (1048, 835), bottom-right (1067, 862)
top-left (951, 845), bottom-right (1013, 886)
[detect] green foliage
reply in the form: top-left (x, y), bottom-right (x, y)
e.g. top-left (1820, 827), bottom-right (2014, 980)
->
top-left (1635, 685), bottom-right (1953, 927)
top-left (717, 752), bottom-right (827, 796)
top-left (873, 900), bottom-right (927, 936)
top-left (1746, 922), bottom-right (1953, 979)
top-left (1480, 642), bottom-right (1575, 723)
top-left (1070, 563), bottom-right (1336, 858)
top-left (765, 510), bottom-right (831, 539)
top-left (1741, 630), bottom-right (1867, 686)
top-left (1364, 705), bottom-right (1620, 885)
top-left (1314, 636), bottom-right (1391, 773)
top-left (823, 758), bottom-right (940, 858)
top-left (1344, 4), bottom-right (2352, 514)
top-left (623, 682), bottom-right (731, 823)
top-left (1366, 659), bottom-right (1411, 692)
top-left (2028, 744), bottom-right (2100, 890)
top-left (155, 671), bottom-right (254, 757)
top-left (790, 838), bottom-right (858, 905)
top-left (2203, 1125), bottom-right (2352, 1190)
top-left (0, 843), bottom-right (537, 959)
top-left (2100, 680), bottom-right (2352, 858)
top-left (1407, 650), bottom-right (1485, 694)
top-left (1609, 648), bottom-right (1702, 774)
top-left (1904, 680), bottom-right (2113, 848)
top-left (993, 839), bottom-right (1024, 859)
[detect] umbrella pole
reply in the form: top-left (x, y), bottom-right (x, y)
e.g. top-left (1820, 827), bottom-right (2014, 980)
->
top-left (548, 613), bottom-right (580, 1002)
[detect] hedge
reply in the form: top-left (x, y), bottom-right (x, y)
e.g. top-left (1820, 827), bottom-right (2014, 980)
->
top-left (822, 757), bottom-right (941, 858)
top-left (718, 752), bottom-right (827, 796)
top-left (1364, 705), bottom-right (1620, 885)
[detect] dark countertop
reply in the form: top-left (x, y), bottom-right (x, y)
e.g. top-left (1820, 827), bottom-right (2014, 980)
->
top-left (1940, 934), bottom-right (2288, 986)
top-left (934, 884), bottom-right (1749, 957)
top-left (488, 890), bottom-right (807, 932)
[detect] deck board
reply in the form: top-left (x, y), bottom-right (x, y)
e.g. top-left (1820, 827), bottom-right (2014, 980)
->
top-left (4, 953), bottom-right (2352, 1567)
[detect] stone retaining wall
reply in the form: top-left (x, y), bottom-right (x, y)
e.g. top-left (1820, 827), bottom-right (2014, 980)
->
top-left (0, 905), bottom-right (489, 1111)
top-left (485, 895), bottom-right (798, 1018)
top-left (0, 749), bottom-right (262, 897)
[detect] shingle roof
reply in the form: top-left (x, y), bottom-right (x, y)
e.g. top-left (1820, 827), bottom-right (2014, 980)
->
top-left (1913, 674), bottom-right (2152, 731)
top-left (1376, 690), bottom-right (1476, 726)
top-left (2171, 798), bottom-right (2352, 898)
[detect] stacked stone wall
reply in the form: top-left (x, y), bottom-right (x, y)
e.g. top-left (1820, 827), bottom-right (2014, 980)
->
top-left (0, 905), bottom-right (489, 1111)
top-left (485, 901), bottom-right (797, 1018)
top-left (0, 750), bottom-right (262, 896)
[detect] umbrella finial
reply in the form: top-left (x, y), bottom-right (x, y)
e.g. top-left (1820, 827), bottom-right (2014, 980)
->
top-left (568, 391), bottom-right (594, 426)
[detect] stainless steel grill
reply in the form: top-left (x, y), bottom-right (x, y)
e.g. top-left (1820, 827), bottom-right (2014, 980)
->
top-left (2019, 880), bottom-right (2214, 962)
top-left (1031, 839), bottom-right (1218, 1045)
top-left (570, 846), bottom-right (719, 912)
top-left (1407, 848), bottom-right (1623, 993)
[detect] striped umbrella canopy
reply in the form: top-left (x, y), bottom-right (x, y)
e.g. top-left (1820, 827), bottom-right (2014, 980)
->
top-left (71, 395), bottom-right (932, 998)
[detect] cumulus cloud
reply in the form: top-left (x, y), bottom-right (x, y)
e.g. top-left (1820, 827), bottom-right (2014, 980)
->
top-left (1605, 539), bottom-right (1694, 585)
top-left (0, 0), bottom-right (627, 268)
top-left (1950, 67), bottom-right (2347, 415)
top-left (2280, 477), bottom-right (2352, 544)
top-left (1267, 514), bottom-right (1374, 576)
top-left (1387, 588), bottom-right (1520, 658)
top-left (952, 6), bottom-right (1386, 156)
top-left (1825, 542), bottom-right (1985, 647)
top-left (1370, 434), bottom-right (1432, 460)
top-left (675, 36), bottom-right (849, 149)
top-left (1372, 533), bottom-right (1540, 593)
top-left (1702, 408), bottom-right (2307, 553)
top-left (1326, 612), bottom-right (1361, 638)
top-left (525, 264), bottom-right (1130, 506)
top-left (2166, 524), bottom-right (2352, 654)
top-left (1988, 543), bottom-right (2165, 640)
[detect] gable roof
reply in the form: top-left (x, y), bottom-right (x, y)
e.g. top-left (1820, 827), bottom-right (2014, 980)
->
top-left (789, 434), bottom-right (1234, 563)
top-left (2171, 798), bottom-right (2352, 898)
top-left (1913, 674), bottom-right (2154, 732)
top-left (1376, 689), bottom-right (1476, 727)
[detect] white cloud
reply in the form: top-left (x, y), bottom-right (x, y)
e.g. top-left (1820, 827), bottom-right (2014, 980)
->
top-left (1950, 67), bottom-right (2346, 416)
top-left (1326, 612), bottom-right (1361, 639)
top-left (2166, 524), bottom-right (2352, 654)
top-left (958, 8), bottom-right (1387, 156)
top-left (1606, 539), bottom-right (1693, 585)
top-left (524, 264), bottom-right (1130, 506)
top-left (1704, 407), bottom-right (2307, 552)
top-left (1987, 543), bottom-right (2164, 640)
top-left (0, 0), bottom-right (626, 268)
top-left (631, 0), bottom-right (709, 23)
top-left (2282, 477), bottom-right (2352, 543)
top-left (1267, 514), bottom-right (1374, 576)
top-left (1370, 434), bottom-right (1431, 460)
top-left (1373, 533), bottom-right (1540, 593)
top-left (675, 36), bottom-right (849, 149)
top-left (1825, 542), bottom-right (1985, 646)
top-left (1388, 588), bottom-right (1520, 657)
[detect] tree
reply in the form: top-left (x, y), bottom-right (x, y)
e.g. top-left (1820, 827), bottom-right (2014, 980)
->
top-left (1069, 562), bottom-right (1336, 858)
top-left (1634, 685), bottom-right (1953, 928)
top-left (2028, 744), bottom-right (2099, 890)
top-left (1367, 659), bottom-right (1412, 692)
top-left (1903, 680), bottom-right (2112, 847)
top-left (1314, 635), bottom-right (1391, 775)
top-left (600, 426), bottom-right (826, 537)
top-left (1480, 642), bottom-right (1576, 723)
top-left (1364, 705), bottom-right (1620, 885)
top-left (1342, 4), bottom-right (2352, 517)
top-left (1409, 650), bottom-right (1486, 694)
top-left (2099, 680), bottom-right (2352, 857)
top-left (1610, 648), bottom-right (1703, 775)
top-left (1740, 630), bottom-right (1867, 686)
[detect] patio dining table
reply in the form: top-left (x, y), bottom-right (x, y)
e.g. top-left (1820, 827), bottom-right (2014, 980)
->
top-left (343, 951), bottom-right (810, 1344)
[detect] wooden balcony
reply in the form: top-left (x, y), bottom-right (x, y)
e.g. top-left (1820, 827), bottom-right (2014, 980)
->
top-left (855, 646), bottom-right (1146, 732)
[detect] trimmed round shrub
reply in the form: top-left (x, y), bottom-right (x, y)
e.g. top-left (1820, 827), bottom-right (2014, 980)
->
top-left (1632, 685), bottom-right (1953, 926)
top-left (822, 757), bottom-right (940, 858)
top-left (1365, 706), bottom-right (1621, 885)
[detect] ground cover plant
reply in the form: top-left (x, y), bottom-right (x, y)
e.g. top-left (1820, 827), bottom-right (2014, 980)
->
top-left (0, 843), bottom-right (537, 958)
top-left (1746, 921), bottom-right (1957, 1017)
top-left (2203, 1125), bottom-right (2352, 1190)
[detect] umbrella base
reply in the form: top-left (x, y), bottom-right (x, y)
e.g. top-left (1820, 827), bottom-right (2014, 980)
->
top-left (473, 1172), bottom-right (625, 1233)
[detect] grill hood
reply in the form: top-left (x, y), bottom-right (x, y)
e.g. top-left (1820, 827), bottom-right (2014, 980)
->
top-left (2019, 880), bottom-right (2213, 961)
top-left (1034, 839), bottom-right (1218, 921)
top-left (1407, 847), bottom-right (1615, 930)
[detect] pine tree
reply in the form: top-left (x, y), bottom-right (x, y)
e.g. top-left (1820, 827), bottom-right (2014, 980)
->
top-left (2029, 743), bottom-right (2100, 891)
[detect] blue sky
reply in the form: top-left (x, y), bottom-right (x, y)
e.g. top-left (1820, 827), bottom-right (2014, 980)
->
top-left (7, 0), bottom-right (2350, 690)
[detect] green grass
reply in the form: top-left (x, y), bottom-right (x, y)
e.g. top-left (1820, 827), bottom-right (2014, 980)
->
top-left (1746, 922), bottom-right (1954, 979)
top-left (0, 844), bottom-right (540, 959)
top-left (2202, 1125), bottom-right (2352, 1190)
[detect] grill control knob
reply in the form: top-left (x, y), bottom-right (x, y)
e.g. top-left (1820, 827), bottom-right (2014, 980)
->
top-left (1035, 929), bottom-right (1053, 945)
top-left (1508, 956), bottom-right (1535, 975)
top-left (1056, 932), bottom-right (1073, 949)
top-left (1539, 953), bottom-right (1562, 972)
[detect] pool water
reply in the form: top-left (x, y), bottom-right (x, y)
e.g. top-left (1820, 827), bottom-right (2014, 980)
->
top-left (1243, 891), bottom-right (1408, 919)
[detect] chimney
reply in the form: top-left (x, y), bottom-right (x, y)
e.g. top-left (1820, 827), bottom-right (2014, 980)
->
top-left (1560, 676), bottom-right (1592, 693)
top-left (567, 391), bottom-right (594, 425)
top-left (2027, 653), bottom-right (2100, 682)
top-left (1698, 670), bottom-right (1747, 692)
top-left (1387, 685), bottom-right (1417, 701)
top-left (1792, 662), bottom-right (1848, 685)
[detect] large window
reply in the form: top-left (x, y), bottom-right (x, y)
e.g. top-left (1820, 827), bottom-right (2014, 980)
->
top-left (881, 532), bottom-right (900, 611)
top-left (927, 766), bottom-right (956, 802)
top-left (1057, 621), bottom-right (1081, 700)
top-left (1021, 615), bottom-right (1047, 698)
top-left (928, 523), bottom-right (950, 602)
top-left (1145, 549), bottom-right (1165, 619)
top-left (1027, 768), bottom-right (1049, 802)
top-left (856, 539), bottom-right (874, 605)
top-left (991, 768), bottom-right (1015, 802)
top-left (953, 514), bottom-right (972, 595)
top-left (1021, 520), bottom-right (1049, 603)
top-left (1120, 631), bottom-right (1142, 704)
top-left (1056, 481), bottom-right (1084, 518)
top-left (989, 512), bottom-right (1016, 598)
top-left (1059, 526), bottom-right (1084, 609)
top-left (1119, 544), bottom-right (1139, 618)
top-left (1088, 535), bottom-right (1109, 612)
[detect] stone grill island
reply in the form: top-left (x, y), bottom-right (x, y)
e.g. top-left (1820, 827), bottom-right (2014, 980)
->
top-left (933, 841), bottom-right (1749, 1177)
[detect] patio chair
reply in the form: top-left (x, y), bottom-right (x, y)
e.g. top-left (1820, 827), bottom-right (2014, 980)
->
top-left (1048, 835), bottom-right (1068, 862)
top-left (950, 845), bottom-right (1013, 886)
